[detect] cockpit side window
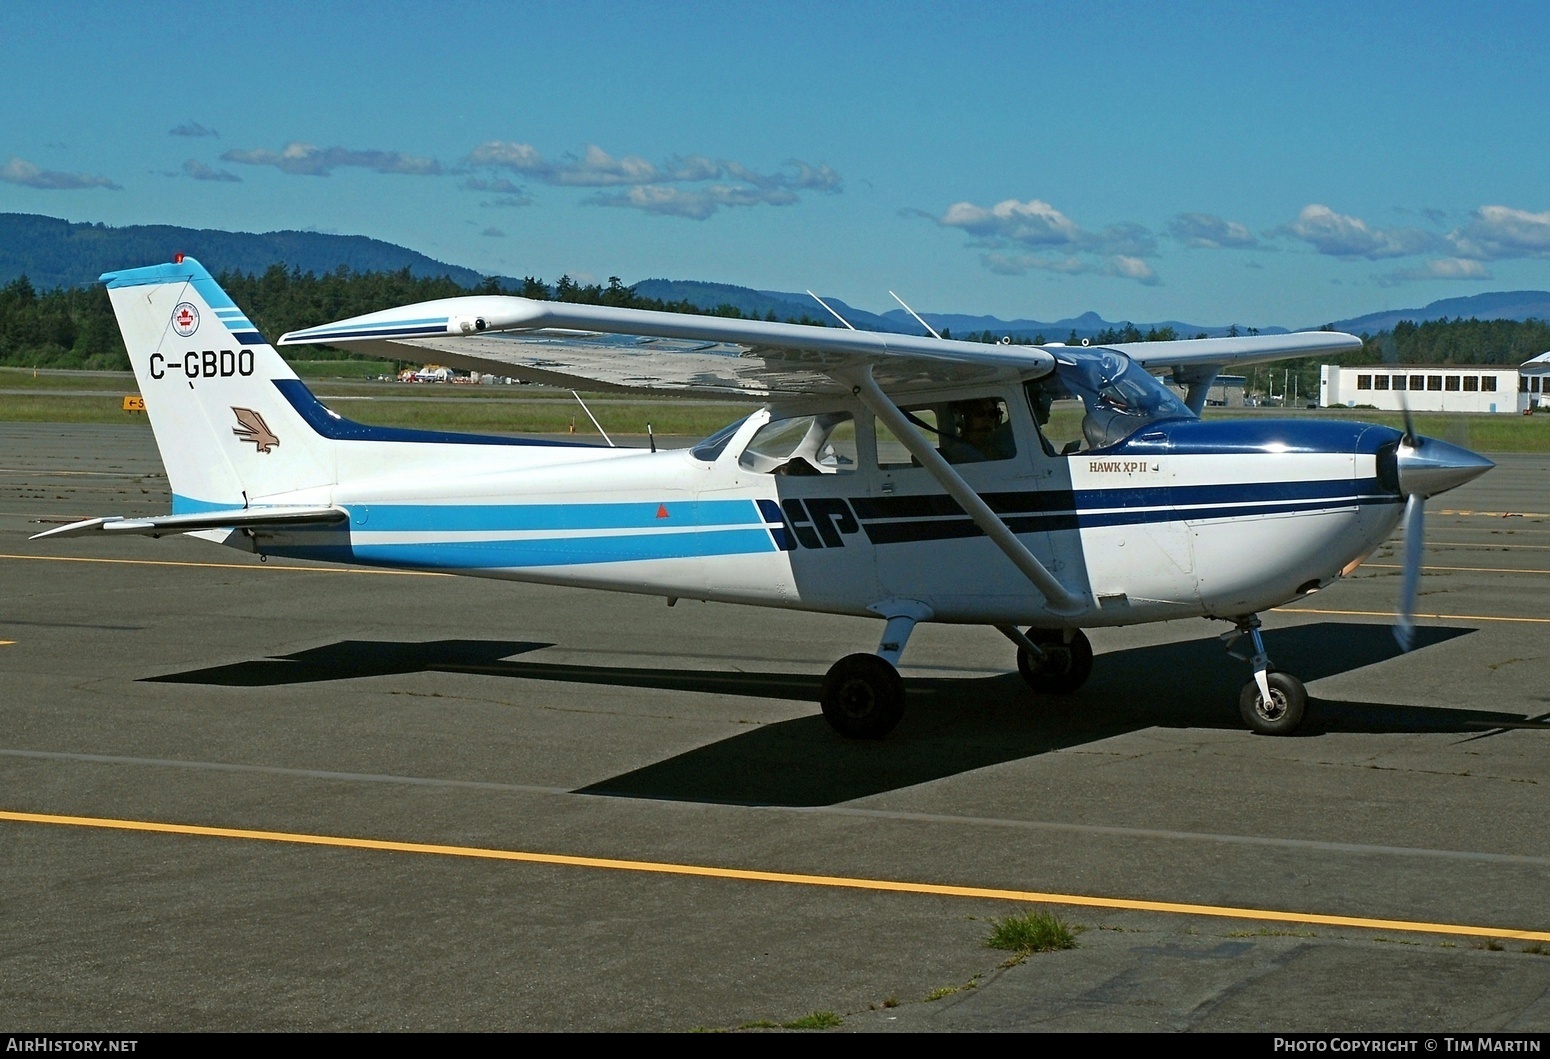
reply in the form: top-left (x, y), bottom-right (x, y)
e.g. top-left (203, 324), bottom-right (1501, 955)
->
top-left (690, 415), bottom-right (750, 462)
top-left (874, 397), bottom-right (1017, 468)
top-left (738, 412), bottom-right (857, 475)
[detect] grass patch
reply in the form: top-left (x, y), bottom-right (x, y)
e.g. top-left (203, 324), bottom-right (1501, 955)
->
top-left (986, 908), bottom-right (1083, 955)
top-left (1228, 926), bottom-right (1317, 938)
top-left (924, 981), bottom-right (978, 1001)
top-left (780, 1011), bottom-right (841, 1029)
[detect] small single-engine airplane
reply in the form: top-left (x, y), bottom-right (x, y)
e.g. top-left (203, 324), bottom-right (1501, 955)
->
top-left (35, 257), bottom-right (1493, 738)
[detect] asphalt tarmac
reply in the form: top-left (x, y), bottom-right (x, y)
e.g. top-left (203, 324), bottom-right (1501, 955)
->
top-left (2, 421), bottom-right (1549, 1033)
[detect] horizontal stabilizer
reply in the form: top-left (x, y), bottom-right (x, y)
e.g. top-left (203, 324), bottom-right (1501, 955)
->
top-left (31, 506), bottom-right (348, 541)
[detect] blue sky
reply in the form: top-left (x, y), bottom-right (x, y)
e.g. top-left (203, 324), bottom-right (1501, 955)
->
top-left (3, 0), bottom-right (1548, 328)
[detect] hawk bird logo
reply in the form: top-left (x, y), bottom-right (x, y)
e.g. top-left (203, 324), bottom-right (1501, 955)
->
top-left (231, 407), bottom-right (280, 453)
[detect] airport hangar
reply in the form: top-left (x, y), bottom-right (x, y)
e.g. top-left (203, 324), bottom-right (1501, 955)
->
top-left (1319, 362), bottom-right (1546, 413)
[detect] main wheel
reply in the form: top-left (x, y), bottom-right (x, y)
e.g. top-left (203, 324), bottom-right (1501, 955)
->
top-left (820, 653), bottom-right (905, 739)
top-left (1238, 671), bottom-right (1307, 735)
top-left (1016, 628), bottom-right (1093, 695)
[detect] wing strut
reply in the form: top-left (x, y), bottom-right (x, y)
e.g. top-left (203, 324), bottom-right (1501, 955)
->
top-left (846, 367), bottom-right (1083, 614)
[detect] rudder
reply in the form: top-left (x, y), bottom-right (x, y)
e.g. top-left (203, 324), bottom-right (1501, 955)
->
top-left (103, 257), bottom-right (337, 511)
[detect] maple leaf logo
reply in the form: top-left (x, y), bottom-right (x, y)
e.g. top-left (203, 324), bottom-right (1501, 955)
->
top-left (231, 407), bottom-right (279, 453)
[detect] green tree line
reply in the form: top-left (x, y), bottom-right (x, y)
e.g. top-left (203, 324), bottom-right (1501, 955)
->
top-left (0, 266), bottom-right (829, 370)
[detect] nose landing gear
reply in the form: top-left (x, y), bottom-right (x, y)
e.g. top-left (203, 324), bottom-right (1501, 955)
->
top-left (1224, 616), bottom-right (1307, 735)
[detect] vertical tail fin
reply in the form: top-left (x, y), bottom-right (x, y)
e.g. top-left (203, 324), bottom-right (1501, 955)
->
top-left (103, 257), bottom-right (337, 510)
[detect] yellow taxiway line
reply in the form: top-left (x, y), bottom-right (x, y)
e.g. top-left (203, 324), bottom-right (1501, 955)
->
top-left (3, 808), bottom-right (1546, 944)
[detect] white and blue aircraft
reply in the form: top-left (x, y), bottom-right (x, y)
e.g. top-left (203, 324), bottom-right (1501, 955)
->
top-left (34, 257), bottom-right (1493, 738)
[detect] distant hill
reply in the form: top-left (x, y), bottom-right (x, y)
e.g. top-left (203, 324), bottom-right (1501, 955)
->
top-left (1327, 291), bottom-right (1550, 334)
top-left (0, 213), bottom-right (490, 290)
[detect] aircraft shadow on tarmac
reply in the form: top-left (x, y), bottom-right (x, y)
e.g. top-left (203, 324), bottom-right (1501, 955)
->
top-left (143, 622), bottom-right (1548, 807)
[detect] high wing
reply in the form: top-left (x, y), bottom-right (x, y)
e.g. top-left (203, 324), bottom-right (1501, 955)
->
top-left (279, 297), bottom-right (1058, 399)
top-left (1520, 351), bottom-right (1550, 376)
top-left (1109, 331), bottom-right (1364, 371)
top-left (278, 295), bottom-right (1363, 402)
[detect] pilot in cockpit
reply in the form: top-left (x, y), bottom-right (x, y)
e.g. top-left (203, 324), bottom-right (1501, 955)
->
top-left (939, 397), bottom-right (1015, 464)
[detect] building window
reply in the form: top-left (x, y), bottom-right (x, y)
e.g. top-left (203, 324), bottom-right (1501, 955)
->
top-left (1464, 376), bottom-right (1479, 391)
top-left (1357, 374), bottom-right (1372, 390)
top-left (1445, 376), bottom-right (1461, 391)
top-left (1520, 377), bottom-right (1529, 392)
top-left (1428, 375), bottom-right (1442, 391)
top-left (1374, 375), bottom-right (1390, 390)
top-left (1392, 375), bottom-right (1407, 391)
top-left (1410, 375), bottom-right (1424, 390)
top-left (1483, 376), bottom-right (1497, 392)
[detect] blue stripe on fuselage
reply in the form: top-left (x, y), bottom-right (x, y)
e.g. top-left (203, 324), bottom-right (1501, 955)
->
top-left (356, 498), bottom-right (762, 533)
top-left (272, 527), bottom-right (776, 568)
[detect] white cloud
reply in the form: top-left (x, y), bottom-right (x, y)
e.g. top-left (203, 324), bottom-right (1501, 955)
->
top-left (1106, 256), bottom-right (1160, 285)
top-left (588, 184), bottom-right (799, 220)
top-left (978, 251), bottom-right (1159, 286)
top-left (1448, 205), bottom-right (1550, 260)
top-left (1278, 204), bottom-right (1440, 259)
top-left (222, 142), bottom-right (444, 176)
top-left (464, 141), bottom-right (839, 218)
top-left (182, 159), bottom-right (240, 182)
top-left (937, 198), bottom-right (1155, 257)
top-left (0, 157), bottom-right (119, 190)
top-left (1169, 212), bottom-right (1258, 249)
top-left (940, 198), bottom-right (1084, 247)
top-left (1377, 257), bottom-right (1494, 284)
top-left (934, 198), bottom-right (1157, 283)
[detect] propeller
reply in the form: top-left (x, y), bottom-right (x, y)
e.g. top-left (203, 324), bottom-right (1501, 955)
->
top-left (1395, 393), bottom-right (1420, 652)
top-left (1390, 391), bottom-right (1493, 652)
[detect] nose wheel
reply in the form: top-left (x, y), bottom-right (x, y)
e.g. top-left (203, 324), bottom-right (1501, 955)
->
top-left (1238, 670), bottom-right (1307, 735)
top-left (1225, 617), bottom-right (1308, 735)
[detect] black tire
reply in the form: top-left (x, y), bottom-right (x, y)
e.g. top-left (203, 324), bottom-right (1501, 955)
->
top-left (1238, 671), bottom-right (1308, 735)
top-left (820, 653), bottom-right (905, 739)
top-left (1016, 628), bottom-right (1093, 695)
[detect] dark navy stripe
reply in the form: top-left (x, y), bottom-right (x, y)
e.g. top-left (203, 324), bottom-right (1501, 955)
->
top-left (232, 331), bottom-right (265, 346)
top-left (859, 495), bottom-right (1396, 545)
top-left (855, 478), bottom-right (1391, 522)
top-left (273, 379), bottom-right (602, 448)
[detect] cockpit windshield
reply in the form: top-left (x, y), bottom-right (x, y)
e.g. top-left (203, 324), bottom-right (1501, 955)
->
top-left (1029, 348), bottom-right (1194, 451)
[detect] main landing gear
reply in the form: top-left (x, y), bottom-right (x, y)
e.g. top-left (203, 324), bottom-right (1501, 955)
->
top-left (818, 604), bottom-right (926, 740)
top-left (1223, 616), bottom-right (1308, 735)
top-left (1004, 626), bottom-right (1093, 695)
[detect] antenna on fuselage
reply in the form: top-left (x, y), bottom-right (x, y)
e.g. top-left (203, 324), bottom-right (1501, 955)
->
top-left (571, 390), bottom-right (614, 447)
top-left (888, 290), bottom-right (942, 340)
top-left (807, 290), bottom-right (857, 330)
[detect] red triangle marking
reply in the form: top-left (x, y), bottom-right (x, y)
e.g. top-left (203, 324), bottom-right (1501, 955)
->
top-left (656, 504), bottom-right (670, 519)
